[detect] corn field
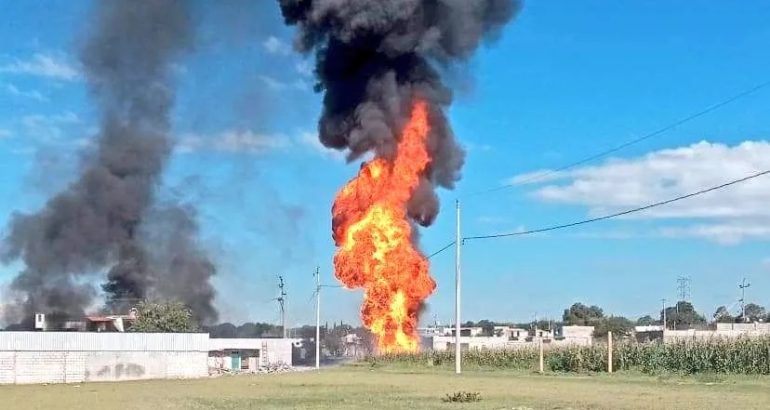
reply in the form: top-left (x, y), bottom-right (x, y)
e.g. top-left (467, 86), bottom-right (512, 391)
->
top-left (367, 338), bottom-right (770, 375)
top-left (367, 348), bottom-right (540, 371)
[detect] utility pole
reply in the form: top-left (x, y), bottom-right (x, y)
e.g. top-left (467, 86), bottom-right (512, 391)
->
top-left (677, 276), bottom-right (691, 302)
top-left (454, 199), bottom-right (462, 375)
top-left (661, 298), bottom-right (667, 330)
top-left (740, 278), bottom-right (751, 322)
top-left (676, 276), bottom-right (690, 327)
top-left (314, 266), bottom-right (321, 370)
top-left (277, 275), bottom-right (287, 338)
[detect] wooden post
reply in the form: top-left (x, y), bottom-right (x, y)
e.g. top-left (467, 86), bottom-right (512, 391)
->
top-left (539, 338), bottom-right (544, 374)
top-left (607, 331), bottom-right (613, 374)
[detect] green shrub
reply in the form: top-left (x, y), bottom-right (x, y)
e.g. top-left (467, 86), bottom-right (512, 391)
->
top-left (442, 391), bottom-right (481, 403)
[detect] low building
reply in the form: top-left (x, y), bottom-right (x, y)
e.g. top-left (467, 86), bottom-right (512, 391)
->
top-left (429, 335), bottom-right (510, 351)
top-left (556, 326), bottom-right (595, 346)
top-left (493, 326), bottom-right (528, 340)
top-left (208, 338), bottom-right (298, 371)
top-left (715, 322), bottom-right (770, 334)
top-left (633, 322), bottom-right (770, 344)
top-left (634, 325), bottom-right (664, 343)
top-left (424, 324), bottom-right (594, 351)
top-left (33, 312), bottom-right (136, 333)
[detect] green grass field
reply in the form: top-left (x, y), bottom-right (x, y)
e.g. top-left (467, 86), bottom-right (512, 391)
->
top-left (2, 365), bottom-right (770, 409)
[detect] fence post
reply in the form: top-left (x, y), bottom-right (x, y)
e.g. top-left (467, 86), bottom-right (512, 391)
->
top-left (539, 338), bottom-right (544, 374)
top-left (607, 331), bottom-right (613, 374)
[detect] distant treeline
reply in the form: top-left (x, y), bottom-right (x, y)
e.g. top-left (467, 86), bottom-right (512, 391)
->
top-left (204, 322), bottom-right (285, 338)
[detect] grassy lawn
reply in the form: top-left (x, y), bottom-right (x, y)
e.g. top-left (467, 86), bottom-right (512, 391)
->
top-left (2, 365), bottom-right (770, 409)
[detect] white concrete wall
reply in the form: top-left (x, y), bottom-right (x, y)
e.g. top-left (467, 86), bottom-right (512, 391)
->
top-left (0, 350), bottom-right (207, 384)
top-left (431, 336), bottom-right (515, 351)
top-left (259, 339), bottom-right (293, 366)
top-left (0, 332), bottom-right (209, 385)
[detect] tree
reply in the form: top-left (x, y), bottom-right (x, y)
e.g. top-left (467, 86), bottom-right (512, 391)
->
top-left (594, 316), bottom-right (634, 338)
top-left (322, 323), bottom-right (352, 356)
top-left (129, 301), bottom-right (199, 333)
top-left (563, 303), bottom-right (604, 326)
top-left (206, 322), bottom-right (237, 338)
top-left (477, 320), bottom-right (496, 336)
top-left (713, 306), bottom-right (734, 323)
top-left (636, 315), bottom-right (657, 326)
top-left (741, 303), bottom-right (766, 323)
top-left (661, 301), bottom-right (706, 329)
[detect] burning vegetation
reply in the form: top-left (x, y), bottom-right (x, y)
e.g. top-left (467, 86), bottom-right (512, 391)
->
top-left (278, 0), bottom-right (520, 352)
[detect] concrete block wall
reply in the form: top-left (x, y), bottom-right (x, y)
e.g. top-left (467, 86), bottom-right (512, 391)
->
top-left (0, 332), bottom-right (210, 385)
top-left (0, 350), bottom-right (207, 384)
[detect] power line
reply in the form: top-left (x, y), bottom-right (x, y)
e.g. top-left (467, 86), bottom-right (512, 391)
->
top-left (428, 241), bottom-right (456, 259)
top-left (471, 79), bottom-right (770, 196)
top-left (464, 168), bottom-right (770, 241)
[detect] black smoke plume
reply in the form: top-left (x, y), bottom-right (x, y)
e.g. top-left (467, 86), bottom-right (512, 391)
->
top-left (278, 0), bottom-right (520, 225)
top-left (1, 0), bottom-right (217, 325)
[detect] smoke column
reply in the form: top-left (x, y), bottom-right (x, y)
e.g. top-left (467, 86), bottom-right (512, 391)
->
top-left (278, 0), bottom-right (520, 225)
top-left (1, 0), bottom-right (217, 324)
top-left (277, 0), bottom-right (520, 349)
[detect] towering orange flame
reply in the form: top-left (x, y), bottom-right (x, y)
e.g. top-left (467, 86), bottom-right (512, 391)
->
top-left (332, 100), bottom-right (436, 353)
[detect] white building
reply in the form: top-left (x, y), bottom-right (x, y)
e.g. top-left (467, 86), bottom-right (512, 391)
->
top-left (0, 332), bottom-right (299, 384)
top-left (208, 338), bottom-right (298, 371)
top-left (633, 323), bottom-right (770, 343)
top-left (425, 325), bottom-right (594, 351)
top-left (556, 326), bottom-right (594, 346)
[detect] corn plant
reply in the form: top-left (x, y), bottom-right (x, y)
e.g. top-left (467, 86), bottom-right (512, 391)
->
top-left (365, 337), bottom-right (770, 375)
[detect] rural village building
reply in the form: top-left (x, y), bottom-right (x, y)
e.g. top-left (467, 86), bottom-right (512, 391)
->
top-left (421, 325), bottom-right (595, 351)
top-left (635, 322), bottom-right (770, 343)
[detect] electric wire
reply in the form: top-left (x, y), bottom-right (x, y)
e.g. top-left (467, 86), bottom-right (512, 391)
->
top-left (464, 168), bottom-right (770, 241)
top-left (469, 80), bottom-right (770, 196)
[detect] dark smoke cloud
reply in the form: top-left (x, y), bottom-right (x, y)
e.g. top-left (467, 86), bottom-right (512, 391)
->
top-left (1, 0), bottom-right (216, 324)
top-left (278, 0), bottom-right (520, 225)
top-left (140, 205), bottom-right (218, 324)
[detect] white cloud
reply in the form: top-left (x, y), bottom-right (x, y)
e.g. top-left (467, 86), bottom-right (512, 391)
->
top-left (659, 223), bottom-right (770, 245)
top-left (0, 53), bottom-right (80, 81)
top-left (259, 75), bottom-right (309, 92)
top-left (3, 83), bottom-right (47, 101)
top-left (505, 169), bottom-right (566, 186)
top-left (514, 140), bottom-right (770, 244)
top-left (21, 111), bottom-right (81, 141)
top-left (262, 36), bottom-right (292, 56)
top-left (476, 216), bottom-right (507, 225)
top-left (170, 63), bottom-right (188, 75)
top-left (299, 131), bottom-right (345, 161)
top-left (295, 60), bottom-right (313, 77)
top-left (178, 130), bottom-right (289, 155)
top-left (10, 147), bottom-right (34, 155)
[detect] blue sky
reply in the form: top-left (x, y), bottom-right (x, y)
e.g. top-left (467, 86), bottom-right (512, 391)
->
top-left (1, 1), bottom-right (770, 327)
